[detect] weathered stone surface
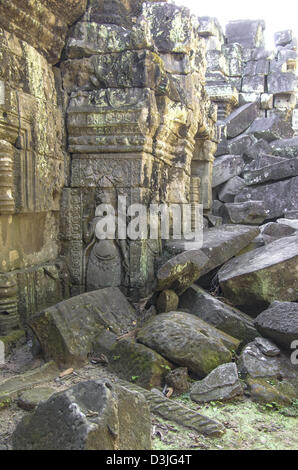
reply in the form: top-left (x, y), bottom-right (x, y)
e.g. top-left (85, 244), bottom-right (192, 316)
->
top-left (243, 59), bottom-right (270, 77)
top-left (254, 301), bottom-right (298, 352)
top-left (219, 236), bottom-right (298, 314)
top-left (223, 201), bottom-right (268, 225)
top-left (226, 20), bottom-right (265, 49)
top-left (0, 362), bottom-right (59, 402)
top-left (190, 363), bottom-right (243, 403)
top-left (165, 367), bottom-right (190, 396)
top-left (137, 311), bottom-right (239, 378)
top-left (17, 387), bottom-right (56, 412)
top-left (166, 225), bottom-right (259, 278)
top-left (243, 158), bottom-right (298, 185)
top-left (260, 93), bottom-right (273, 110)
top-left (245, 139), bottom-right (273, 162)
top-left (92, 329), bottom-right (173, 390)
top-left (248, 116), bottom-right (294, 142)
top-left (156, 289), bottom-right (179, 313)
top-left (241, 74), bottom-right (265, 94)
top-left (30, 288), bottom-right (137, 368)
top-left (254, 337), bottom-right (281, 357)
top-left (118, 379), bottom-right (225, 436)
top-left (267, 72), bottom-right (298, 95)
top-left (212, 155), bottom-right (245, 187)
top-left (246, 378), bottom-right (293, 405)
top-left (261, 222), bottom-right (296, 239)
top-left (226, 134), bottom-right (257, 156)
top-left (0, 0), bottom-right (88, 63)
top-left (238, 341), bottom-right (297, 379)
top-left (270, 137), bottom-right (298, 158)
top-left (218, 176), bottom-right (246, 203)
top-left (245, 154), bottom-right (285, 172)
top-left (179, 285), bottom-right (258, 344)
top-left (275, 30), bottom-right (293, 47)
top-left (223, 103), bottom-right (258, 138)
top-left (235, 177), bottom-right (298, 219)
top-left (156, 251), bottom-right (209, 295)
top-left (277, 218), bottom-right (298, 230)
top-left (12, 380), bottom-right (151, 450)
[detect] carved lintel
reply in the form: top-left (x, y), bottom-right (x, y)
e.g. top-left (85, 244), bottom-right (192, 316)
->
top-left (0, 139), bottom-right (15, 214)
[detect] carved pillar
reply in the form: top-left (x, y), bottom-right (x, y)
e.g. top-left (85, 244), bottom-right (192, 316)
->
top-left (0, 140), bottom-right (15, 214)
top-left (190, 176), bottom-right (201, 231)
top-left (0, 275), bottom-right (19, 335)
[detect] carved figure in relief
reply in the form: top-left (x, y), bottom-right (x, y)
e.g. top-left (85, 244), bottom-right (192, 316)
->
top-left (85, 185), bottom-right (130, 291)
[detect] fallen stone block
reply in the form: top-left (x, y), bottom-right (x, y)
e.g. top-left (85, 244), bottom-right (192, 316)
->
top-left (218, 236), bottom-right (298, 314)
top-left (248, 116), bottom-right (294, 142)
top-left (246, 378), bottom-right (293, 405)
top-left (179, 285), bottom-right (258, 344)
top-left (30, 288), bottom-right (137, 368)
top-left (243, 158), bottom-right (298, 185)
top-left (156, 251), bottom-right (209, 295)
top-left (261, 222), bottom-right (296, 239)
top-left (12, 380), bottom-right (151, 450)
top-left (254, 301), bottom-right (298, 352)
top-left (17, 387), bottom-right (56, 412)
top-left (226, 134), bottom-right (257, 156)
top-left (137, 311), bottom-right (240, 378)
top-left (270, 137), bottom-right (298, 158)
top-left (235, 177), bottom-right (298, 219)
top-left (92, 329), bottom-right (173, 390)
top-left (218, 176), bottom-right (246, 203)
top-left (244, 153), bottom-right (286, 172)
top-left (223, 201), bottom-right (268, 225)
top-left (238, 340), bottom-right (298, 380)
top-left (165, 225), bottom-right (259, 278)
top-left (156, 289), bottom-right (179, 313)
top-left (276, 218), bottom-right (298, 230)
top-left (274, 30), bottom-right (293, 47)
top-left (0, 362), bottom-right (59, 403)
top-left (253, 337), bottom-right (281, 357)
top-left (212, 154), bottom-right (245, 187)
top-left (223, 102), bottom-right (258, 138)
top-left (245, 139), bottom-right (274, 162)
top-left (190, 363), bottom-right (243, 403)
top-left (118, 379), bottom-right (225, 436)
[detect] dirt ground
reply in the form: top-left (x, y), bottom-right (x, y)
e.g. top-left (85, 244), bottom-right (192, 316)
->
top-left (0, 343), bottom-right (297, 451)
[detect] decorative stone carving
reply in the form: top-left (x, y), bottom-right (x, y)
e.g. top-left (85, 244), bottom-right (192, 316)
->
top-left (0, 140), bottom-right (15, 214)
top-left (0, 275), bottom-right (19, 335)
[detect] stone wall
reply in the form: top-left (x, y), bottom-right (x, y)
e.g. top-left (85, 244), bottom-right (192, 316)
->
top-left (0, 0), bottom-right (217, 333)
top-left (0, 0), bottom-right (87, 333)
top-left (2, 2), bottom-right (295, 337)
top-left (59, 1), bottom-right (216, 299)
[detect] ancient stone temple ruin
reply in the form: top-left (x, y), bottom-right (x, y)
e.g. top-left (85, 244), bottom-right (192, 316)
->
top-left (0, 0), bottom-right (297, 452)
top-left (0, 0), bottom-right (218, 334)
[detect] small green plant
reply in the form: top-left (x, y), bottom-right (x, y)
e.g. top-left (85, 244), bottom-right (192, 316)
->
top-left (131, 375), bottom-right (139, 382)
top-left (112, 355), bottom-right (120, 361)
top-left (178, 392), bottom-right (191, 404)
